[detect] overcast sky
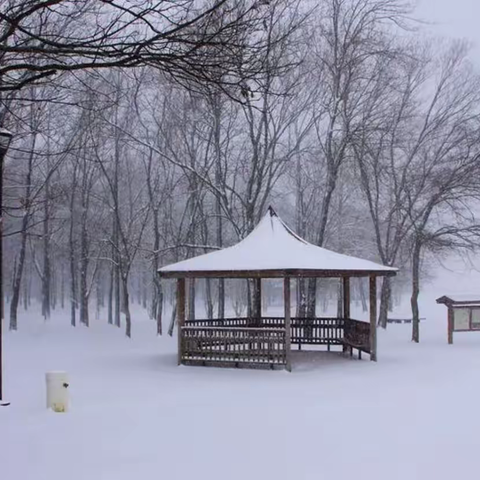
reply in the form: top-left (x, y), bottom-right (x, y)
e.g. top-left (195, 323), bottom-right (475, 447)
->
top-left (415, 0), bottom-right (480, 61)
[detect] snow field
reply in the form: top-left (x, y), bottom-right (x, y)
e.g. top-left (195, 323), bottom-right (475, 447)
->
top-left (1, 300), bottom-right (479, 480)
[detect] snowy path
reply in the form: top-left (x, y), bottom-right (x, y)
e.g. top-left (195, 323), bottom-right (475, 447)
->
top-left (1, 311), bottom-right (480, 480)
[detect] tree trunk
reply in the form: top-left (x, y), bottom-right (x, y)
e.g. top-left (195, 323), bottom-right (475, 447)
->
top-left (10, 185), bottom-right (32, 329)
top-left (60, 262), bottom-right (65, 310)
top-left (336, 280), bottom-right (343, 317)
top-left (188, 278), bottom-right (195, 320)
top-left (212, 94), bottom-right (225, 319)
top-left (42, 175), bottom-right (51, 320)
top-left (79, 188), bottom-right (89, 326)
top-left (51, 264), bottom-right (57, 311)
top-left (9, 231), bottom-right (27, 331)
top-left (23, 270), bottom-right (29, 311)
top-left (155, 280), bottom-right (163, 336)
top-left (168, 300), bottom-right (177, 337)
top-left (306, 278), bottom-right (317, 318)
top-left (217, 278), bottom-right (225, 319)
top-left (113, 135), bottom-right (121, 328)
top-left (136, 273), bottom-right (141, 305)
top-left (249, 278), bottom-right (261, 320)
top-left (151, 202), bottom-right (163, 334)
top-left (152, 228), bottom-right (163, 333)
top-left (359, 278), bottom-right (368, 312)
top-left (108, 259), bottom-right (114, 325)
top-left (10, 118), bottom-right (37, 329)
top-left (205, 279), bottom-right (214, 319)
top-left (68, 166), bottom-right (77, 327)
top-left (121, 275), bottom-right (131, 338)
top-left (378, 276), bottom-right (391, 329)
top-left (411, 238), bottom-right (422, 343)
top-left (295, 150), bottom-right (307, 318)
top-left (296, 278), bottom-right (307, 317)
top-left (306, 174), bottom-right (337, 318)
top-left (69, 256), bottom-right (77, 327)
top-left (142, 269), bottom-right (147, 309)
top-left (114, 254), bottom-right (121, 327)
top-left (96, 274), bottom-right (101, 320)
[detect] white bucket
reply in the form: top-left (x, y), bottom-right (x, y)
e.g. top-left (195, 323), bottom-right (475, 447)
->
top-left (46, 371), bottom-right (69, 412)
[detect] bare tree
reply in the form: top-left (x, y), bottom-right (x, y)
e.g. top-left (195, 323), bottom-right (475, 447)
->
top-left (303, 0), bottom-right (411, 317)
top-left (355, 41), bottom-right (480, 330)
top-left (9, 104), bottom-right (38, 329)
top-left (407, 141), bottom-right (480, 343)
top-left (3, 0), bottom-right (480, 346)
top-left (0, 0), bottom-right (301, 97)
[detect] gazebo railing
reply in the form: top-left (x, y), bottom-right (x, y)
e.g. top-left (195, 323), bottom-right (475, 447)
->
top-left (184, 318), bottom-right (253, 328)
top-left (181, 317), bottom-right (371, 367)
top-left (291, 318), bottom-right (345, 347)
top-left (343, 319), bottom-right (371, 354)
top-left (181, 326), bottom-right (287, 367)
top-left (184, 317), bottom-right (349, 347)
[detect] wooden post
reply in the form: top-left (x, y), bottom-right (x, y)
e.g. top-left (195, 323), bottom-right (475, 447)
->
top-left (256, 278), bottom-right (262, 319)
top-left (284, 277), bottom-right (292, 372)
top-left (342, 277), bottom-right (350, 353)
top-left (177, 278), bottom-right (186, 366)
top-left (184, 278), bottom-right (189, 321)
top-left (448, 306), bottom-right (454, 345)
top-left (369, 275), bottom-right (377, 362)
top-left (343, 277), bottom-right (350, 319)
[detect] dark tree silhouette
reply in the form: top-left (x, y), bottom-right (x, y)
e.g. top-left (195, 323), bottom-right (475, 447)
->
top-left (0, 0), bottom-right (297, 96)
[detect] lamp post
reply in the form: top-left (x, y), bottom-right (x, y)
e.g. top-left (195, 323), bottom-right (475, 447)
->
top-left (0, 128), bottom-right (13, 406)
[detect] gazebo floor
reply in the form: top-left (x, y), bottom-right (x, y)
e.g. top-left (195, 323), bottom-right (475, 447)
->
top-left (181, 347), bottom-right (364, 371)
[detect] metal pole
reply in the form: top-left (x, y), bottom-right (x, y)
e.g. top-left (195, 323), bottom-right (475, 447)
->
top-left (0, 147), bottom-right (6, 405)
top-left (0, 145), bottom-right (5, 403)
top-left (0, 128), bottom-right (13, 406)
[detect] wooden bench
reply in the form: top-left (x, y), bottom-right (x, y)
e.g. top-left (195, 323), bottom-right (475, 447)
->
top-left (341, 339), bottom-right (371, 359)
top-left (387, 317), bottom-right (426, 324)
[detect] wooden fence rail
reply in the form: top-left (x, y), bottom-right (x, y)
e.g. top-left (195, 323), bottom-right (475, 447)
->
top-left (181, 326), bottom-right (287, 367)
top-left (291, 318), bottom-right (345, 347)
top-left (185, 317), bottom-right (347, 346)
top-left (181, 317), bottom-right (371, 367)
top-left (343, 319), bottom-right (371, 354)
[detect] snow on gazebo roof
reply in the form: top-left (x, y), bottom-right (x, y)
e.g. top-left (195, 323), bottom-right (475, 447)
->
top-left (159, 207), bottom-right (398, 278)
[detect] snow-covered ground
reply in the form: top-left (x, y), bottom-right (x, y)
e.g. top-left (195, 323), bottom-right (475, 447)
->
top-left (2, 275), bottom-right (480, 480)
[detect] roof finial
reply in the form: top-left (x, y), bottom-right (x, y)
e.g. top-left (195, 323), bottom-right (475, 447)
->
top-left (267, 205), bottom-right (277, 217)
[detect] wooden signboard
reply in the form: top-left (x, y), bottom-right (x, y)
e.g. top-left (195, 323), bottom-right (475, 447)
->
top-left (436, 296), bottom-right (480, 344)
top-left (453, 307), bottom-right (480, 331)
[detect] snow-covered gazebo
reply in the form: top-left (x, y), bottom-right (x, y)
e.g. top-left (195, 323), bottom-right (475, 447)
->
top-left (159, 207), bottom-right (397, 370)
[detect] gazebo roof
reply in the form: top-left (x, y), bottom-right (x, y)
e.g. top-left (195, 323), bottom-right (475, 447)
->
top-left (159, 208), bottom-right (398, 279)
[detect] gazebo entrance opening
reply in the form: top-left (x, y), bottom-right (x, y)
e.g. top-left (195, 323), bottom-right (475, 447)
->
top-left (159, 208), bottom-right (397, 371)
